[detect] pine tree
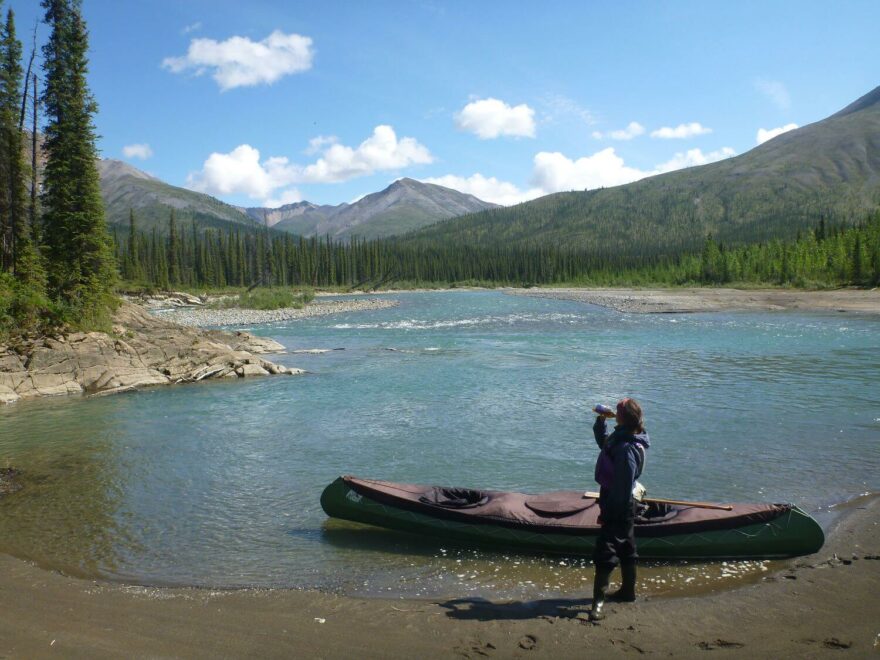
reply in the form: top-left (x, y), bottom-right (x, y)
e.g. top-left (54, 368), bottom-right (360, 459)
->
top-left (40, 0), bottom-right (116, 323)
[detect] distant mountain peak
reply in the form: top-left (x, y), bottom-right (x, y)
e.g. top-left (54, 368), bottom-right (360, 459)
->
top-left (244, 178), bottom-right (497, 240)
top-left (98, 158), bottom-right (160, 183)
top-left (830, 84), bottom-right (880, 119)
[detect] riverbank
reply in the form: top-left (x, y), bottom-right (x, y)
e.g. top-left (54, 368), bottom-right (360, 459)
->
top-left (0, 301), bottom-right (300, 404)
top-left (154, 297), bottom-right (400, 327)
top-left (510, 287), bottom-right (880, 314)
top-left (0, 494), bottom-right (876, 658)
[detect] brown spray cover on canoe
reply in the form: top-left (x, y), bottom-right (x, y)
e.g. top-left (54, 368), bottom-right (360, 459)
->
top-left (342, 476), bottom-right (791, 537)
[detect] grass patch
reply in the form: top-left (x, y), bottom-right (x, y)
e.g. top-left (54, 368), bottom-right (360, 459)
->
top-left (211, 287), bottom-right (316, 310)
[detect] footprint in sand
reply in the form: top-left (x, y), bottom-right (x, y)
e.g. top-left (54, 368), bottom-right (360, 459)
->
top-left (453, 638), bottom-right (496, 658)
top-left (518, 634), bottom-right (538, 651)
top-left (697, 639), bottom-right (745, 650)
top-left (821, 638), bottom-right (852, 649)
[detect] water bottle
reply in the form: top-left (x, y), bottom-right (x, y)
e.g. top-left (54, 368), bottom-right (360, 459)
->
top-left (593, 404), bottom-right (615, 418)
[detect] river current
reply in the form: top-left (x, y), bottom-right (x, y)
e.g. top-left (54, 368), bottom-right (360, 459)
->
top-left (1, 291), bottom-right (878, 598)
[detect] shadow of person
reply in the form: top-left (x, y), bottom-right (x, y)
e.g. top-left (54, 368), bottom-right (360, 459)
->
top-left (438, 596), bottom-right (593, 621)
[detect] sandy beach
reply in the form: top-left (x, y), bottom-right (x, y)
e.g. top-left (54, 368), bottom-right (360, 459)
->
top-left (0, 495), bottom-right (876, 658)
top-left (509, 287), bottom-right (880, 314)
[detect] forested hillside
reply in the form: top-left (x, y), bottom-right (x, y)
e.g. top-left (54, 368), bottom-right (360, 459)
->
top-left (408, 86), bottom-right (880, 257)
top-left (98, 159), bottom-right (260, 232)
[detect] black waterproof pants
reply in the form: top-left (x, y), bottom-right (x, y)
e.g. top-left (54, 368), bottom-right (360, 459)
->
top-left (593, 517), bottom-right (637, 568)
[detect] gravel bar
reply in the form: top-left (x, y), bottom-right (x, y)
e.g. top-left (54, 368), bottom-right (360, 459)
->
top-left (153, 298), bottom-right (399, 327)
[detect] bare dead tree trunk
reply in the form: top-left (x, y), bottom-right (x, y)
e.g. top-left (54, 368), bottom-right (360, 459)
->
top-left (30, 73), bottom-right (38, 243)
top-left (18, 24), bottom-right (37, 132)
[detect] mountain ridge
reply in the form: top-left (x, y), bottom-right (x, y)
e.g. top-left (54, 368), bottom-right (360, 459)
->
top-left (98, 159), bottom-right (260, 232)
top-left (98, 160), bottom-right (496, 239)
top-left (242, 177), bottom-right (498, 240)
top-left (407, 85), bottom-right (880, 255)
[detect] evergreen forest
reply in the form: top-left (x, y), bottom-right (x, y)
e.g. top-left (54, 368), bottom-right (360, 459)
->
top-left (114, 210), bottom-right (880, 291)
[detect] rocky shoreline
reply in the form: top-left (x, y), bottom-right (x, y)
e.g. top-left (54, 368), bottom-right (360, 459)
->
top-left (0, 301), bottom-right (301, 405)
top-left (154, 297), bottom-right (399, 327)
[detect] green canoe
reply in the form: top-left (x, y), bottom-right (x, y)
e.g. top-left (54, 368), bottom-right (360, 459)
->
top-left (320, 476), bottom-right (825, 560)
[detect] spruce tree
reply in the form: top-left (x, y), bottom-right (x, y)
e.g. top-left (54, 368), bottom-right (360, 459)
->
top-left (40, 0), bottom-right (116, 323)
top-left (167, 209), bottom-right (180, 286)
top-left (1, 6), bottom-right (43, 286)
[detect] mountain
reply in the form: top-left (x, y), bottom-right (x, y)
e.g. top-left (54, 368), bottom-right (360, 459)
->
top-left (243, 178), bottom-right (498, 240)
top-left (98, 160), bottom-right (259, 232)
top-left (408, 86), bottom-right (880, 257)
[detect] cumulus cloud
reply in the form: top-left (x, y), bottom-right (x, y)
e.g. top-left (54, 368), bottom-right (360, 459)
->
top-left (454, 98), bottom-right (536, 139)
top-left (162, 30), bottom-right (314, 91)
top-left (300, 125), bottom-right (432, 183)
top-left (650, 122), bottom-right (713, 139)
top-left (428, 143), bottom-right (737, 206)
top-left (755, 78), bottom-right (791, 110)
top-left (654, 147), bottom-right (736, 174)
top-left (122, 143), bottom-right (153, 160)
top-left (421, 174), bottom-right (543, 206)
top-left (186, 126), bottom-right (432, 199)
top-left (531, 148), bottom-right (649, 192)
top-left (186, 144), bottom-right (297, 198)
top-left (305, 135), bottom-right (338, 155)
top-left (591, 121), bottom-right (645, 141)
top-left (263, 188), bottom-right (303, 209)
top-left (756, 123), bottom-right (798, 145)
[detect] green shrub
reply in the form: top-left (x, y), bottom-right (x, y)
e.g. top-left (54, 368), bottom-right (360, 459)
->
top-left (211, 287), bottom-right (316, 311)
top-left (0, 273), bottom-right (60, 341)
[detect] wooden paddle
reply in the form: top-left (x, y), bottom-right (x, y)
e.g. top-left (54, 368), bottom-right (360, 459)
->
top-left (582, 491), bottom-right (733, 511)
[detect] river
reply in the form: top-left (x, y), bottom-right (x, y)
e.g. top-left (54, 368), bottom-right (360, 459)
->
top-left (1, 291), bottom-right (878, 598)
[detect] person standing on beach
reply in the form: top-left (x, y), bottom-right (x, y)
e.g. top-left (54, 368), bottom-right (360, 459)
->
top-left (589, 398), bottom-right (650, 621)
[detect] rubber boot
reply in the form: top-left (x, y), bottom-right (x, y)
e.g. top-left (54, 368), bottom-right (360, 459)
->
top-left (588, 563), bottom-right (613, 621)
top-left (609, 561), bottom-right (637, 602)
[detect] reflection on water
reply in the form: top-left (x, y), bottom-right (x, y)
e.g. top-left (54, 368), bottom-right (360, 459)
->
top-left (0, 291), bottom-right (878, 597)
top-left (0, 397), bottom-right (130, 576)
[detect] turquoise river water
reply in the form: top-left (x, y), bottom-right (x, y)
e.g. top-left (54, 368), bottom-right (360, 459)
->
top-left (1, 291), bottom-right (878, 599)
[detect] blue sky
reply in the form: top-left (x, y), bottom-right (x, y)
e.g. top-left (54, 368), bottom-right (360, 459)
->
top-left (6, 0), bottom-right (879, 208)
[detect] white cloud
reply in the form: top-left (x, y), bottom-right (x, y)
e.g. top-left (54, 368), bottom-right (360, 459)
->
top-left (263, 188), bottom-right (303, 208)
top-left (186, 126), bottom-right (432, 198)
top-left (162, 30), bottom-right (314, 91)
top-left (531, 148), bottom-right (649, 192)
top-left (186, 144), bottom-right (297, 198)
top-left (654, 147), bottom-right (736, 174)
top-left (421, 174), bottom-right (543, 206)
top-left (427, 144), bottom-right (738, 206)
top-left (756, 123), bottom-right (798, 145)
top-left (122, 143), bottom-right (153, 160)
top-left (755, 78), bottom-right (791, 110)
top-left (305, 135), bottom-right (338, 155)
top-left (592, 121), bottom-right (645, 141)
top-left (541, 94), bottom-right (598, 126)
top-left (182, 22), bottom-right (201, 35)
top-left (650, 122), bottom-right (713, 139)
top-left (300, 125), bottom-right (432, 183)
top-left (454, 98), bottom-right (536, 139)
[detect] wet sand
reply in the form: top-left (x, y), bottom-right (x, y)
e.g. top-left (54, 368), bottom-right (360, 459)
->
top-left (509, 287), bottom-right (880, 314)
top-left (1, 495), bottom-right (877, 658)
